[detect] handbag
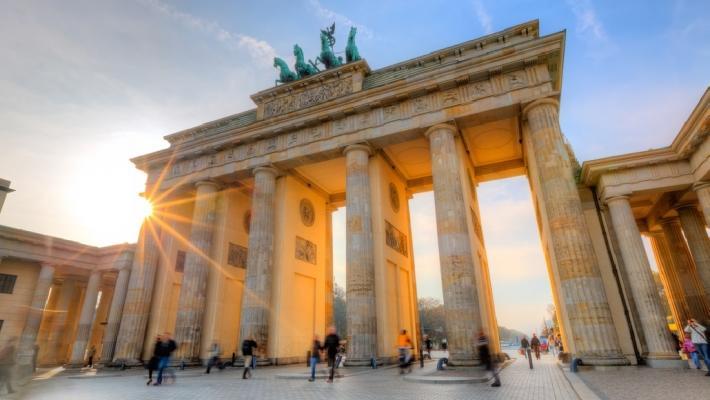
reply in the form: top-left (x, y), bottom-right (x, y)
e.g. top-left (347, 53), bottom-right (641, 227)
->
top-left (689, 324), bottom-right (710, 343)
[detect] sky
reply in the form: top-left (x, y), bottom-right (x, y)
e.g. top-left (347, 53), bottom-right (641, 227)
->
top-left (1, 0), bottom-right (708, 335)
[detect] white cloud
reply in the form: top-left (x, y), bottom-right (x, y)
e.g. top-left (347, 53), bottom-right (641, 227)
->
top-left (472, 0), bottom-right (493, 34)
top-left (565, 0), bottom-right (607, 41)
top-left (308, 0), bottom-right (374, 39)
top-left (140, 0), bottom-right (277, 66)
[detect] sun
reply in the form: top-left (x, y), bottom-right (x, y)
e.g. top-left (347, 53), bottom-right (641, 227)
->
top-left (138, 197), bottom-right (154, 219)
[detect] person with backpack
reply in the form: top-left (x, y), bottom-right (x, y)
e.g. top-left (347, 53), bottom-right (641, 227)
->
top-left (154, 332), bottom-right (177, 386)
top-left (684, 318), bottom-right (709, 375)
top-left (241, 337), bottom-right (258, 379)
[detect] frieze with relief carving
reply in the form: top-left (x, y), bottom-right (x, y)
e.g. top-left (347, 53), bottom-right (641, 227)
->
top-left (295, 236), bottom-right (317, 264)
top-left (228, 242), bottom-right (248, 268)
top-left (385, 220), bottom-right (408, 257)
top-left (264, 78), bottom-right (353, 118)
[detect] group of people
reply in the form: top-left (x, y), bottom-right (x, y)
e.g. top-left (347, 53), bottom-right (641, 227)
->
top-left (308, 326), bottom-right (343, 382)
top-left (680, 318), bottom-right (709, 376)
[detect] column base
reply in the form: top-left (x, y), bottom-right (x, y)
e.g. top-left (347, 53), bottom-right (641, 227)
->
top-left (577, 354), bottom-right (631, 366)
top-left (110, 358), bottom-right (144, 368)
top-left (645, 357), bottom-right (688, 369)
top-left (344, 357), bottom-right (382, 367)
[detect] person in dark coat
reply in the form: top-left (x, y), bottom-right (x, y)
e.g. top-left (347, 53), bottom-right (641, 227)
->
top-left (323, 326), bottom-right (340, 383)
top-left (241, 338), bottom-right (258, 379)
top-left (308, 335), bottom-right (323, 382)
top-left (520, 336), bottom-right (530, 359)
top-left (477, 330), bottom-right (500, 387)
top-left (154, 332), bottom-right (177, 385)
top-left (146, 335), bottom-right (161, 385)
top-left (530, 334), bottom-right (541, 360)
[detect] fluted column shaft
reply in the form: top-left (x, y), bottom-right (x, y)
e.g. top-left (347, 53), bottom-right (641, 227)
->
top-left (648, 233), bottom-right (691, 331)
top-left (693, 182), bottom-right (710, 228)
top-left (17, 263), bottom-right (55, 373)
top-left (239, 167), bottom-right (278, 357)
top-left (324, 205), bottom-right (335, 328)
top-left (174, 180), bottom-right (220, 361)
top-left (676, 205), bottom-right (710, 308)
top-left (343, 145), bottom-right (378, 364)
top-left (69, 270), bottom-right (102, 365)
top-left (100, 266), bottom-right (131, 363)
top-left (660, 219), bottom-right (710, 320)
top-left (524, 99), bottom-right (627, 365)
top-left (607, 197), bottom-right (679, 361)
top-left (426, 126), bottom-right (482, 365)
top-left (113, 220), bottom-right (161, 363)
top-left (46, 278), bottom-right (76, 364)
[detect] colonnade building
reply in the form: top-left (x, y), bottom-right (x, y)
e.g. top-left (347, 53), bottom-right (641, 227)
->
top-left (1, 20), bottom-right (709, 371)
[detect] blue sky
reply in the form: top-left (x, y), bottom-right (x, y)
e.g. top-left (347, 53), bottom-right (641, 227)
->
top-left (0, 0), bottom-right (708, 334)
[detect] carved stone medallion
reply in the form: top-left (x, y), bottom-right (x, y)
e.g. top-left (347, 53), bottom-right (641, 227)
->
top-left (389, 183), bottom-right (400, 213)
top-left (227, 243), bottom-right (248, 268)
top-left (300, 198), bottom-right (315, 226)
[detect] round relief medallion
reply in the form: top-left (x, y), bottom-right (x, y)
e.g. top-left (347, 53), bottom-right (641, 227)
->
top-left (389, 183), bottom-right (400, 213)
top-left (243, 210), bottom-right (251, 233)
top-left (299, 198), bottom-right (315, 227)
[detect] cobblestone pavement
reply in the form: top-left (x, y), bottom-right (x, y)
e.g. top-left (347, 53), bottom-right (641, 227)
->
top-left (12, 352), bottom-right (579, 400)
top-left (579, 363), bottom-right (710, 400)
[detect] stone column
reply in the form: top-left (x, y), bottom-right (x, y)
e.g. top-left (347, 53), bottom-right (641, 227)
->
top-left (46, 278), bottom-right (76, 365)
top-left (343, 144), bottom-right (378, 365)
top-left (648, 232), bottom-right (691, 331)
top-left (425, 125), bottom-right (482, 365)
top-left (524, 99), bottom-right (627, 365)
top-left (693, 182), bottom-right (710, 227)
top-left (100, 266), bottom-right (131, 364)
top-left (68, 270), bottom-right (102, 366)
top-left (324, 204), bottom-right (335, 329)
top-left (17, 263), bottom-right (55, 376)
top-left (606, 196), bottom-right (681, 367)
top-left (174, 180), bottom-right (220, 361)
top-left (239, 166), bottom-right (278, 359)
top-left (660, 218), bottom-right (710, 320)
top-left (676, 204), bottom-right (710, 307)
top-left (113, 220), bottom-right (161, 364)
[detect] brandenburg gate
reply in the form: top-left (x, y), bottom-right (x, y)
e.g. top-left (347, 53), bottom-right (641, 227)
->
top-left (77, 20), bottom-right (707, 369)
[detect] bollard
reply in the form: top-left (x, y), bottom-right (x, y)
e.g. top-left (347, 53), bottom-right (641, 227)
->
top-left (307, 350), bottom-right (311, 367)
top-left (571, 358), bottom-right (580, 373)
top-left (527, 348), bottom-right (533, 369)
top-left (419, 348), bottom-right (424, 368)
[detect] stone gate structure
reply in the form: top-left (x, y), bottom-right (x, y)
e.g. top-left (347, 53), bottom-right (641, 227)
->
top-left (2, 20), bottom-right (709, 370)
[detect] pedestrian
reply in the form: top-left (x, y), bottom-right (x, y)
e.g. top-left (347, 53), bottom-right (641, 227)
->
top-left (441, 338), bottom-right (447, 351)
top-left (681, 333), bottom-right (702, 369)
top-left (86, 345), bottom-right (96, 368)
top-left (308, 334), bottom-right (323, 382)
top-left (477, 330), bottom-right (501, 387)
top-left (241, 337), bottom-right (258, 379)
top-left (0, 337), bottom-right (17, 394)
top-left (684, 318), bottom-right (709, 375)
top-left (531, 333), bottom-right (541, 360)
top-left (423, 335), bottom-right (433, 359)
top-left (154, 332), bottom-right (177, 386)
top-left (324, 326), bottom-right (340, 383)
top-left (205, 342), bottom-right (222, 374)
top-left (146, 335), bottom-right (161, 385)
top-left (397, 329), bottom-right (413, 374)
top-left (520, 336), bottom-right (530, 359)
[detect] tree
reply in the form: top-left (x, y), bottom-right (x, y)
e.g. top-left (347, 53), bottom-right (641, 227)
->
top-left (418, 297), bottom-right (446, 343)
top-left (333, 283), bottom-right (347, 335)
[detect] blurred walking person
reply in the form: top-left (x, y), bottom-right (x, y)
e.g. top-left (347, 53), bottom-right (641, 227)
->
top-left (146, 335), bottom-right (161, 385)
top-left (0, 337), bottom-right (17, 394)
top-left (477, 330), bottom-right (501, 387)
top-left (154, 332), bottom-right (177, 386)
top-left (520, 336), bottom-right (530, 359)
top-left (530, 333), bottom-right (541, 360)
top-left (423, 335), bottom-right (433, 359)
top-left (241, 337), bottom-right (258, 379)
top-left (308, 334), bottom-right (323, 382)
top-left (324, 326), bottom-right (340, 383)
top-left (397, 329), bottom-right (413, 374)
top-left (86, 345), bottom-right (96, 368)
top-left (205, 342), bottom-right (222, 374)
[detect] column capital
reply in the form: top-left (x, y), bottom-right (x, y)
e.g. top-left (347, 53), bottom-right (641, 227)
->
top-left (252, 165), bottom-right (281, 178)
top-left (604, 195), bottom-right (630, 205)
top-left (423, 123), bottom-right (458, 139)
top-left (692, 181), bottom-right (710, 192)
top-left (342, 143), bottom-right (373, 156)
top-left (522, 97), bottom-right (560, 118)
top-left (659, 217), bottom-right (680, 227)
top-left (673, 202), bottom-right (698, 212)
top-left (194, 180), bottom-right (221, 190)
